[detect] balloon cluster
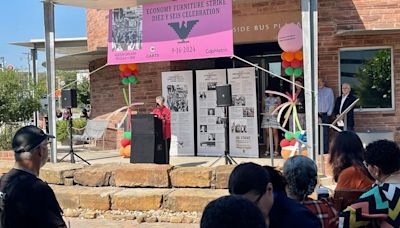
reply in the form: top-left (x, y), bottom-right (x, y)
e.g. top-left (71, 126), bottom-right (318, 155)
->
top-left (281, 51), bottom-right (303, 77)
top-left (279, 131), bottom-right (308, 159)
top-left (119, 132), bottom-right (132, 158)
top-left (280, 131), bottom-right (304, 147)
top-left (119, 64), bottom-right (139, 85)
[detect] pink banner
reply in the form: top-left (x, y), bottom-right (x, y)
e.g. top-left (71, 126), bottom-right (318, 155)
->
top-left (108, 0), bottom-right (233, 65)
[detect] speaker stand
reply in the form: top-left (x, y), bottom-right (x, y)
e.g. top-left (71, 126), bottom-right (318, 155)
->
top-left (58, 107), bottom-right (91, 165)
top-left (209, 107), bottom-right (237, 166)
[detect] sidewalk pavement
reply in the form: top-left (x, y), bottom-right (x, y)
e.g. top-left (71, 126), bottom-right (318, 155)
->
top-left (68, 218), bottom-right (197, 228)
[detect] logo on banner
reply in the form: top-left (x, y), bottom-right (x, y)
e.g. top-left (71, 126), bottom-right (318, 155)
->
top-left (168, 20), bottom-right (199, 43)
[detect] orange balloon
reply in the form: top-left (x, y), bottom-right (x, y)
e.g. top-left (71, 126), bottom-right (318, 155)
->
top-left (55, 89), bottom-right (61, 97)
top-left (281, 52), bottom-right (286, 61)
top-left (119, 147), bottom-right (125, 156)
top-left (127, 63), bottom-right (138, 71)
top-left (123, 145), bottom-right (131, 158)
top-left (284, 52), bottom-right (295, 62)
top-left (294, 51), bottom-right (303, 61)
top-left (119, 64), bottom-right (128, 72)
top-left (281, 147), bottom-right (308, 159)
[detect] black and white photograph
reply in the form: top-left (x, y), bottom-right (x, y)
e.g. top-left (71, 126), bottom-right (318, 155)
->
top-left (216, 117), bottom-right (227, 124)
top-left (200, 141), bottom-right (216, 147)
top-left (243, 107), bottom-right (255, 117)
top-left (112, 7), bottom-right (143, 51)
top-left (231, 121), bottom-right (248, 133)
top-left (207, 108), bottom-right (215, 116)
top-left (167, 85), bottom-right (189, 112)
top-left (200, 125), bottom-right (208, 133)
top-left (207, 82), bottom-right (217, 90)
top-left (199, 92), bottom-right (207, 100)
top-left (232, 95), bottom-right (246, 106)
top-left (207, 133), bottom-right (216, 141)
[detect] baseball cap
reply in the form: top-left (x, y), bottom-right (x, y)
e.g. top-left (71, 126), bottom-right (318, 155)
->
top-left (12, 125), bottom-right (55, 153)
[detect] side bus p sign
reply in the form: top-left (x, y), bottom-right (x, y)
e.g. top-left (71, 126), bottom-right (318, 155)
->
top-left (107, 0), bottom-right (233, 65)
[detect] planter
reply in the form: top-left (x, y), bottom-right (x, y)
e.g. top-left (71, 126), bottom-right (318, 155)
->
top-left (0, 150), bottom-right (14, 161)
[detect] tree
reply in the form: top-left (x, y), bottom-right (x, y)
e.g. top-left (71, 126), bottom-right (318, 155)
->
top-left (0, 70), bottom-right (41, 124)
top-left (77, 77), bottom-right (90, 107)
top-left (354, 49), bottom-right (392, 108)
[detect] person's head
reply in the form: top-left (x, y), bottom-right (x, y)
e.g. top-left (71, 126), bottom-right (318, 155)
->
top-left (318, 78), bottom-right (326, 89)
top-left (155, 96), bottom-right (165, 106)
top-left (228, 162), bottom-right (274, 219)
top-left (283, 155), bottom-right (318, 201)
top-left (341, 83), bottom-right (351, 96)
top-left (329, 131), bottom-right (367, 181)
top-left (12, 126), bottom-right (54, 174)
top-left (201, 195), bottom-right (266, 228)
top-left (364, 140), bottom-right (400, 182)
top-left (263, 165), bottom-right (286, 193)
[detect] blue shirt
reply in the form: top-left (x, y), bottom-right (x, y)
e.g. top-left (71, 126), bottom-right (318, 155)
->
top-left (318, 87), bottom-right (334, 115)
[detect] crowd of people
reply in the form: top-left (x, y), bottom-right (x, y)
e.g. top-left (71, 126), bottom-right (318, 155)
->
top-left (201, 132), bottom-right (400, 228)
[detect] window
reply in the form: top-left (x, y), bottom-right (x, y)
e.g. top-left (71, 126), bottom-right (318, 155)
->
top-left (339, 47), bottom-right (393, 110)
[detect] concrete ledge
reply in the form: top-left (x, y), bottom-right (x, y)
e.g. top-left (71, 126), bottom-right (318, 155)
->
top-left (112, 189), bottom-right (172, 211)
top-left (51, 185), bottom-right (121, 210)
top-left (170, 167), bottom-right (213, 188)
top-left (74, 163), bottom-right (120, 187)
top-left (0, 161), bottom-right (14, 175)
top-left (163, 189), bottom-right (228, 212)
top-left (112, 164), bottom-right (173, 188)
top-left (214, 165), bottom-right (235, 189)
top-left (40, 163), bottom-right (85, 185)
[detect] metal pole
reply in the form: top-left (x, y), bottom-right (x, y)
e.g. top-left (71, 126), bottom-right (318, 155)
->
top-left (319, 125), bottom-right (326, 176)
top-left (44, 1), bottom-right (58, 163)
top-left (31, 48), bottom-right (39, 127)
top-left (302, 0), bottom-right (319, 161)
top-left (269, 128), bottom-right (274, 167)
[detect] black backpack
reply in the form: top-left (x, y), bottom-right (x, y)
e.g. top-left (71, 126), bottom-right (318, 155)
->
top-left (0, 175), bottom-right (21, 228)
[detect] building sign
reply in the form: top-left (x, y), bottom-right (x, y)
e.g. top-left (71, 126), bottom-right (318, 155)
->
top-left (162, 71), bottom-right (195, 156)
top-left (108, 0), bottom-right (233, 65)
top-left (233, 11), bottom-right (301, 44)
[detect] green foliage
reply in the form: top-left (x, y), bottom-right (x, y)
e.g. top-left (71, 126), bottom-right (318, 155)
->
top-left (354, 49), bottom-right (392, 108)
top-left (57, 70), bottom-right (77, 89)
top-left (0, 70), bottom-right (41, 125)
top-left (77, 77), bottom-right (90, 107)
top-left (56, 118), bottom-right (87, 142)
top-left (0, 124), bottom-right (22, 150)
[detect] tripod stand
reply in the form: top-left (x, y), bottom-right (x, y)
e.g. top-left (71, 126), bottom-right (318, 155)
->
top-left (59, 107), bottom-right (91, 165)
top-left (209, 106), bottom-right (237, 166)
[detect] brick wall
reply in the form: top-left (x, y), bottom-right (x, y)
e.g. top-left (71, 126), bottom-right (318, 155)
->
top-left (318, 0), bottom-right (400, 140)
top-left (87, 9), bottom-right (109, 51)
top-left (0, 151), bottom-right (14, 161)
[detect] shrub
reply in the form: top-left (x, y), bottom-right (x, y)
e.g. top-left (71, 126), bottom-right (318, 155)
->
top-left (56, 118), bottom-right (87, 142)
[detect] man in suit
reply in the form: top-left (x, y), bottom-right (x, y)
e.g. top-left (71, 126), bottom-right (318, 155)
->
top-left (333, 83), bottom-right (357, 131)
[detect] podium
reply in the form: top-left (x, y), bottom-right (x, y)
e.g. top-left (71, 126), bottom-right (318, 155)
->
top-left (130, 114), bottom-right (168, 164)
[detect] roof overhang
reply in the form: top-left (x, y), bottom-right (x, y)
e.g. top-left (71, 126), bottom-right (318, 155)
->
top-left (42, 48), bottom-right (107, 71)
top-left (336, 28), bottom-right (400, 36)
top-left (50, 0), bottom-right (266, 9)
top-left (10, 37), bottom-right (87, 55)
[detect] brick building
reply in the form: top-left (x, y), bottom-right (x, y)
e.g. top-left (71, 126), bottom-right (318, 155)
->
top-left (85, 0), bottom-right (400, 150)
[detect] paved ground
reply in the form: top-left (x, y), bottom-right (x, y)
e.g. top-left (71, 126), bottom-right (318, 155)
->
top-left (68, 218), bottom-right (197, 228)
top-left (56, 144), bottom-right (285, 167)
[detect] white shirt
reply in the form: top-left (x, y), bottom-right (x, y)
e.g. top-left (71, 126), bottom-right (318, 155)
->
top-left (339, 94), bottom-right (348, 113)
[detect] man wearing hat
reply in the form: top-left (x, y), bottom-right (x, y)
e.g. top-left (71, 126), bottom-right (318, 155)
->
top-left (0, 125), bottom-right (66, 228)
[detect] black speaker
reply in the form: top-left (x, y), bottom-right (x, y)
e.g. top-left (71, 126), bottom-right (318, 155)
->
top-left (61, 89), bottom-right (77, 108)
top-left (216, 84), bottom-right (232, 107)
top-left (131, 114), bottom-right (167, 164)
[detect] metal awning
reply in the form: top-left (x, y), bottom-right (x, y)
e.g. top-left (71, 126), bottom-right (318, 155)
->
top-left (336, 28), bottom-right (400, 36)
top-left (10, 37), bottom-right (87, 54)
top-left (42, 48), bottom-right (107, 70)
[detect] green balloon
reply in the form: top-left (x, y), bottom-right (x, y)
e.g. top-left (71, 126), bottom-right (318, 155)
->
top-left (128, 76), bottom-right (136, 83)
top-left (122, 78), bottom-right (129, 85)
top-left (294, 131), bottom-right (302, 139)
top-left (285, 132), bottom-right (294, 140)
top-left (123, 132), bottom-right (131, 140)
top-left (294, 68), bottom-right (303, 77)
top-left (285, 67), bottom-right (294, 76)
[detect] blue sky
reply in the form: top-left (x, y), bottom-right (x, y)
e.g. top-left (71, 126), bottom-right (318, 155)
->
top-left (0, 1), bottom-right (86, 72)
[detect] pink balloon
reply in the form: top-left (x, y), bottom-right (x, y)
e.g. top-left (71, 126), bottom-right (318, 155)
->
top-left (278, 23), bottom-right (303, 52)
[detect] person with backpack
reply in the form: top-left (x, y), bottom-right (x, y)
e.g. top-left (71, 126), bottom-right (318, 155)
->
top-left (0, 125), bottom-right (66, 228)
